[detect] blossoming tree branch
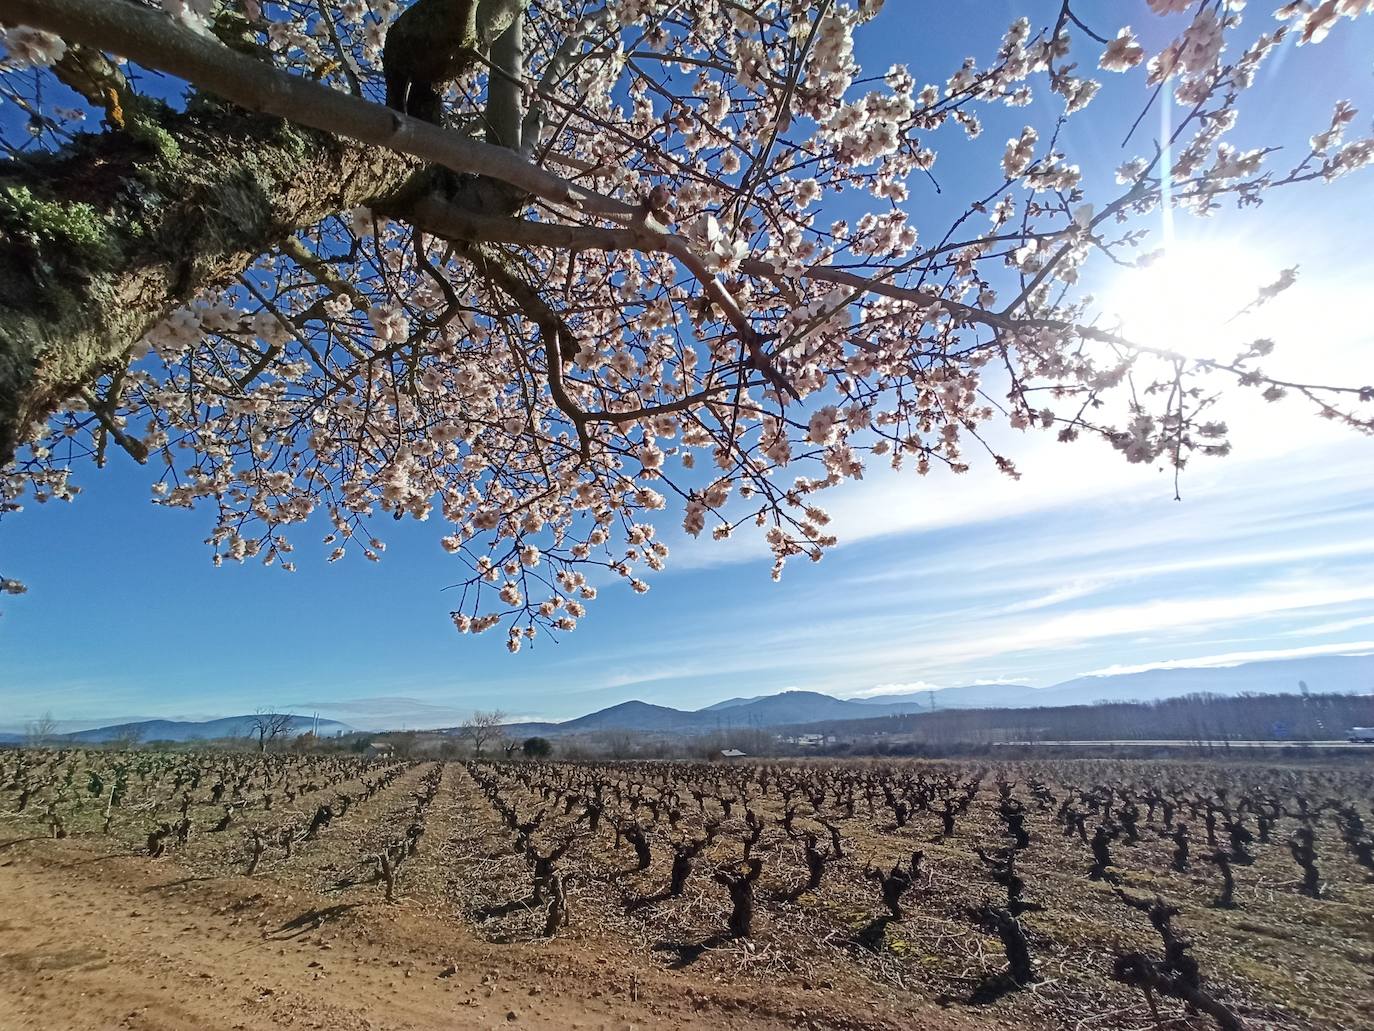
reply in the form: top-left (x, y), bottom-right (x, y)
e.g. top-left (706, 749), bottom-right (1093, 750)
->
top-left (0, 0), bottom-right (1371, 648)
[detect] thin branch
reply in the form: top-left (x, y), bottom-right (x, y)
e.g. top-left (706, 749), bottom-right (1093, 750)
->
top-left (9, 0), bottom-right (635, 220)
top-left (77, 386), bottom-right (147, 464)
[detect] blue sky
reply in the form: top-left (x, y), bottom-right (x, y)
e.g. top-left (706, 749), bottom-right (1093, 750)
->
top-left (2, 3), bottom-right (1373, 731)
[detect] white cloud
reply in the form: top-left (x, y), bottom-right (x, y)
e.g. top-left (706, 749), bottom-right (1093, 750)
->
top-left (599, 665), bottom-right (705, 690)
top-left (1078, 640), bottom-right (1374, 677)
top-left (1282, 615), bottom-right (1374, 637)
top-left (997, 580), bottom-right (1107, 614)
top-left (843, 680), bottom-right (944, 699)
top-left (839, 453), bottom-right (1374, 592)
top-left (879, 582), bottom-right (1374, 669)
top-left (680, 577), bottom-right (1374, 695)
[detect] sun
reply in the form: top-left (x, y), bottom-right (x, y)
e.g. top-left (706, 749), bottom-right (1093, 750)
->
top-left (1099, 240), bottom-right (1280, 361)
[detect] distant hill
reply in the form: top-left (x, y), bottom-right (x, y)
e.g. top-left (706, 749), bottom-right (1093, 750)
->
top-left (500, 654), bottom-right (1374, 739)
top-left (774, 689), bottom-right (1374, 746)
top-left (62, 714), bottom-right (354, 744)
top-left (498, 690), bottom-right (927, 737)
top-left (699, 696), bottom-right (765, 711)
top-left (15, 654), bottom-right (1371, 747)
top-left (853, 683), bottom-right (1037, 709)
top-left (850, 655), bottom-right (1374, 711)
top-left (1032, 653), bottom-right (1374, 706)
top-left (556, 700), bottom-right (710, 734)
top-left (716, 690), bottom-right (926, 725)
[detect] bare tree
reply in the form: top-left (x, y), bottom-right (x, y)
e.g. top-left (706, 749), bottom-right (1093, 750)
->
top-left (108, 724), bottom-right (144, 752)
top-left (594, 729), bottom-right (640, 760)
top-left (246, 711), bottom-right (294, 754)
top-left (459, 710), bottom-right (507, 759)
top-left (25, 711), bottom-right (57, 749)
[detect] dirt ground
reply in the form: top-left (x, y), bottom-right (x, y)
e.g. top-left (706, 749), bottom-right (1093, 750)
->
top-left (5, 753), bottom-right (1372, 1031)
top-left (0, 833), bottom-right (994, 1031)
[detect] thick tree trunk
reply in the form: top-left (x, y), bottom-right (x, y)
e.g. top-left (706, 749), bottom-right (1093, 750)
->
top-left (0, 104), bottom-right (418, 465)
top-left (0, 0), bottom-right (574, 466)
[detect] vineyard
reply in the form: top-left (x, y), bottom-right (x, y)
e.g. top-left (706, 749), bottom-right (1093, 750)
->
top-left (2, 749), bottom-right (1372, 1031)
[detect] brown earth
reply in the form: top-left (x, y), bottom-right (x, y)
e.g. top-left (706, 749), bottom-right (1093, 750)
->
top-left (0, 834), bottom-right (994, 1031)
top-left (7, 755), bottom-right (1372, 1031)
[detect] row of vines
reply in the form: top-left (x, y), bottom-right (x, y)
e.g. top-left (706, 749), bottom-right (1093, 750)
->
top-left (4, 749), bottom-right (1372, 1030)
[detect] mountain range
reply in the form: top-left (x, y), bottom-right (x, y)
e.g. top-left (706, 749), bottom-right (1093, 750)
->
top-left (500, 691), bottom-right (933, 738)
top-left (0, 714), bottom-right (354, 746)
top-left (850, 653), bottom-right (1374, 710)
top-left (8, 653), bottom-right (1371, 745)
top-left (495, 653), bottom-right (1374, 738)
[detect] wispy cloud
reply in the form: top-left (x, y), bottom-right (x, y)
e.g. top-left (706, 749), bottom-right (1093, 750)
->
top-left (1079, 641), bottom-right (1374, 678)
top-left (598, 665), bottom-right (707, 690)
top-left (539, 536), bottom-right (1374, 708)
top-left (1282, 615), bottom-right (1374, 637)
top-left (997, 580), bottom-right (1107, 614)
top-left (844, 680), bottom-right (944, 699)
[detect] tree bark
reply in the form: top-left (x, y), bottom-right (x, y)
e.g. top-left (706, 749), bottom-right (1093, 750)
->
top-left (0, 104), bottom-right (418, 464)
top-left (3, 0), bottom-right (629, 216)
top-left (0, 0), bottom-right (625, 466)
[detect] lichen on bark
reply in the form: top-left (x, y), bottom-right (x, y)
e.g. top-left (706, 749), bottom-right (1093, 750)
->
top-left (0, 103), bottom-right (419, 465)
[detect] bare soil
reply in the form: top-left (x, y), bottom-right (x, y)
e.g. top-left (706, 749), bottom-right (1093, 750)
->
top-left (0, 833), bottom-right (979, 1031)
top-left (5, 754), bottom-right (1372, 1031)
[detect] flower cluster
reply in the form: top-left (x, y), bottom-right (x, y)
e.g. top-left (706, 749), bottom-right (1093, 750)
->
top-left (4, 0), bottom-right (1373, 643)
top-left (0, 26), bottom-right (65, 68)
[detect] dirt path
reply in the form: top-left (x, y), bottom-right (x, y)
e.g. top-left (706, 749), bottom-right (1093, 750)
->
top-left (0, 835), bottom-right (983, 1031)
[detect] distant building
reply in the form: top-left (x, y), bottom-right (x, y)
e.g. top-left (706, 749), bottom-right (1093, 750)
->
top-left (365, 741), bottom-right (394, 757)
top-left (780, 733), bottom-right (834, 747)
top-left (719, 748), bottom-right (747, 759)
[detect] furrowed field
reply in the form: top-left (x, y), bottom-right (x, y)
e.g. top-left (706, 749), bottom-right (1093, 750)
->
top-left (2, 750), bottom-right (1372, 1031)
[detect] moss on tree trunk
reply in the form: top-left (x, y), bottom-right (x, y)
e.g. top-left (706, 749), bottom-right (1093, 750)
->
top-left (0, 103), bottom-right (419, 465)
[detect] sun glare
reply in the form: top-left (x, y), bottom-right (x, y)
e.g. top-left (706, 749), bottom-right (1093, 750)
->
top-left (1100, 241), bottom-right (1280, 361)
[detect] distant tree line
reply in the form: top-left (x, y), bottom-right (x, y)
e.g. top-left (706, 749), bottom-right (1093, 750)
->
top-left (792, 692), bottom-right (1374, 746)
